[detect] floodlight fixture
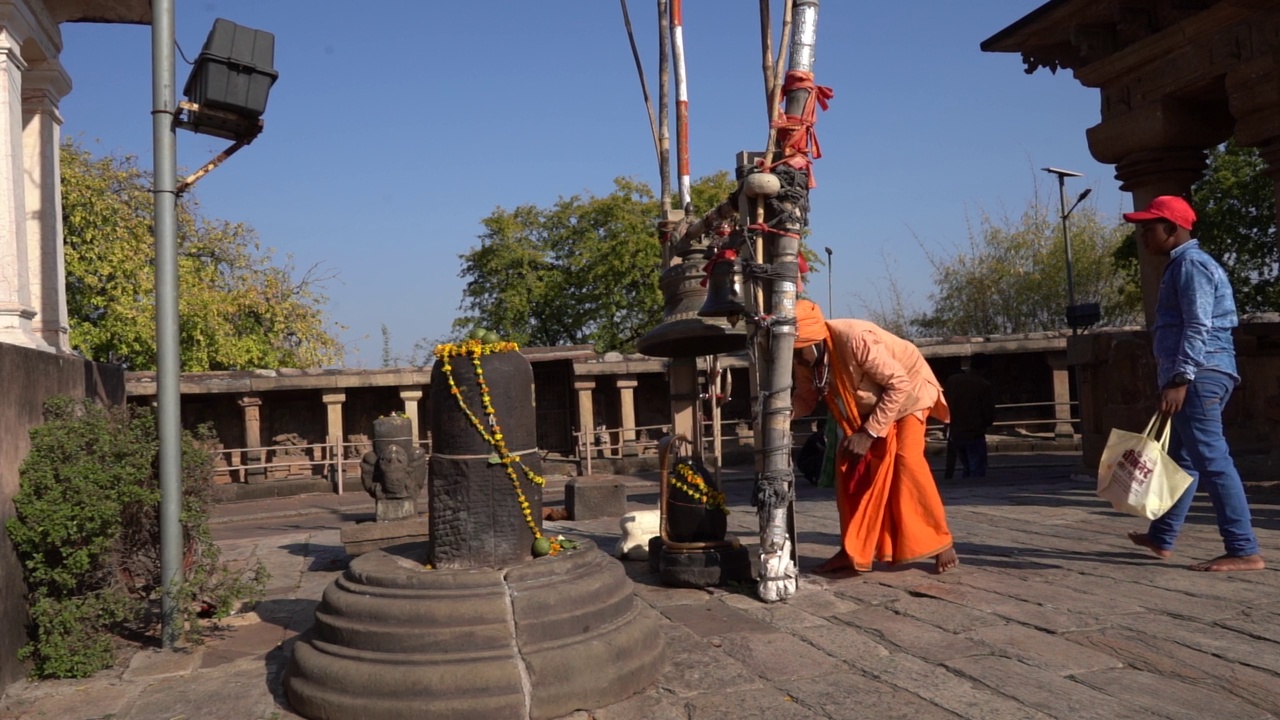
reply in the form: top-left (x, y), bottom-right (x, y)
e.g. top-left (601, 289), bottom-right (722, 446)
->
top-left (174, 18), bottom-right (278, 193)
top-left (1041, 167), bottom-right (1083, 178)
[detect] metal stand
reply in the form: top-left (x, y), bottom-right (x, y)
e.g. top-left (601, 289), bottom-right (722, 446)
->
top-left (174, 101), bottom-right (264, 194)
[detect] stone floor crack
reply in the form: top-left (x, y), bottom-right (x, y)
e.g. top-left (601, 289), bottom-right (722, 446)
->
top-left (502, 566), bottom-right (535, 720)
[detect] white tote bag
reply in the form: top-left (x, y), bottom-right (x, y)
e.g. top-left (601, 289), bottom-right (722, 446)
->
top-left (1096, 413), bottom-right (1195, 520)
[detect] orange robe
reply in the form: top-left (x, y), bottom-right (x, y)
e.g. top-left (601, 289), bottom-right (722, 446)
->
top-left (794, 319), bottom-right (954, 571)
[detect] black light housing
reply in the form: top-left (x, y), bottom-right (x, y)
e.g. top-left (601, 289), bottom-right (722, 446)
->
top-left (1066, 302), bottom-right (1101, 330)
top-left (184, 19), bottom-right (277, 119)
top-left (174, 19), bottom-right (277, 193)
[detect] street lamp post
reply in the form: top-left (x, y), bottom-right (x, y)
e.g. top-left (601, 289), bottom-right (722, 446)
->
top-left (824, 246), bottom-right (833, 311)
top-left (1042, 167), bottom-right (1098, 334)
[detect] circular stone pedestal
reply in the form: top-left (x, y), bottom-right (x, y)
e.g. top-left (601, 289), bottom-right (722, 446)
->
top-left (285, 539), bottom-right (664, 720)
top-left (649, 536), bottom-right (755, 588)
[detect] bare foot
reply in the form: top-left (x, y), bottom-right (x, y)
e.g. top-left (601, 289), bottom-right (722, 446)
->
top-left (1189, 554), bottom-right (1265, 572)
top-left (934, 547), bottom-right (959, 574)
top-left (1127, 532), bottom-right (1172, 559)
top-left (813, 551), bottom-right (854, 574)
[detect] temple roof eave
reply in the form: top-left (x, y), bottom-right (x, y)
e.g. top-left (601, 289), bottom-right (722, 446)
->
top-left (46, 0), bottom-right (151, 25)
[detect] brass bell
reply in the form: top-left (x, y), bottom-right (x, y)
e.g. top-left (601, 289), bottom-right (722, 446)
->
top-left (637, 256), bottom-right (748, 358)
top-left (698, 254), bottom-right (746, 319)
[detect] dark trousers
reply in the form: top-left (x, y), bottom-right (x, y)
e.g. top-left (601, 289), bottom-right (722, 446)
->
top-left (944, 437), bottom-right (988, 479)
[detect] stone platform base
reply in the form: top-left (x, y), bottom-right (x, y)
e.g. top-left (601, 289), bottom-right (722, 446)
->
top-left (339, 517), bottom-right (429, 556)
top-left (648, 536), bottom-right (755, 588)
top-left (285, 539), bottom-right (664, 720)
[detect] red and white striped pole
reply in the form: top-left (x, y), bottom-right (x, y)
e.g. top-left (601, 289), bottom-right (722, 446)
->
top-left (671, 0), bottom-right (691, 210)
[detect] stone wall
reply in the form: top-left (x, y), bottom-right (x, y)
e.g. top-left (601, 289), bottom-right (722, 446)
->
top-left (0, 344), bottom-right (124, 690)
top-left (1069, 322), bottom-right (1280, 478)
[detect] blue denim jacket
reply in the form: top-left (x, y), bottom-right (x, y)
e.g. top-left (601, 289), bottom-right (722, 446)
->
top-left (1152, 240), bottom-right (1239, 388)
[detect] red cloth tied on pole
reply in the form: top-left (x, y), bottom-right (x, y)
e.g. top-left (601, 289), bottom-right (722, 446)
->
top-left (768, 70), bottom-right (834, 188)
top-left (699, 248), bottom-right (738, 287)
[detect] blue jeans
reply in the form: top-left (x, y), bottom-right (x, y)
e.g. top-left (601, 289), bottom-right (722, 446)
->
top-left (945, 437), bottom-right (988, 478)
top-left (1147, 370), bottom-right (1260, 557)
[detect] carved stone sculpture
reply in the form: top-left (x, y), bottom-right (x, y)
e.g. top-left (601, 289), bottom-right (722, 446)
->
top-left (360, 415), bottom-right (426, 522)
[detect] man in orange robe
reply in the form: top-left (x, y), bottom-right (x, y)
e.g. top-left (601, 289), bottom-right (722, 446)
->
top-left (791, 300), bottom-right (958, 574)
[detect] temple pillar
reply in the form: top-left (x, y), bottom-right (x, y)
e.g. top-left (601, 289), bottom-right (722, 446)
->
top-left (0, 28), bottom-right (44, 350)
top-left (1112, 149), bottom-right (1210, 326)
top-left (1046, 351), bottom-right (1073, 440)
top-left (322, 389), bottom-right (345, 453)
top-left (668, 357), bottom-right (697, 449)
top-left (574, 377), bottom-right (595, 456)
top-left (1227, 54), bottom-right (1280, 252)
top-left (21, 58), bottom-right (68, 352)
top-left (1087, 93), bottom-right (1231, 327)
top-left (399, 386), bottom-right (423, 445)
top-left (616, 374), bottom-right (638, 456)
top-left (239, 393), bottom-right (265, 483)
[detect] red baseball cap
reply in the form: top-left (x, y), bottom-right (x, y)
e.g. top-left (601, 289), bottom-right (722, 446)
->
top-left (1122, 196), bottom-right (1196, 229)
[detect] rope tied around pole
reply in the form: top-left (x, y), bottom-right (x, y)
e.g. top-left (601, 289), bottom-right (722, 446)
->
top-left (761, 70), bottom-right (834, 188)
top-left (751, 468), bottom-right (795, 515)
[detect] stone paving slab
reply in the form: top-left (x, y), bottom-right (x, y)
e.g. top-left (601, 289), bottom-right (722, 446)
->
top-left (3, 459), bottom-right (1280, 720)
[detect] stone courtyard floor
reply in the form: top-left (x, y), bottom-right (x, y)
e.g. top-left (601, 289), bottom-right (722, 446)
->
top-left (3, 452), bottom-right (1280, 719)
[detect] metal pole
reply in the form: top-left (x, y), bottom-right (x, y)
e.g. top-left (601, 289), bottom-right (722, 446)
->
top-left (824, 246), bottom-right (833, 311)
top-left (757, 0), bottom-right (818, 604)
top-left (1058, 174), bottom-right (1077, 309)
top-left (151, 0), bottom-right (183, 649)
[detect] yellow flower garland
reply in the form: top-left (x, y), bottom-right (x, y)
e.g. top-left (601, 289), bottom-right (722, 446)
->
top-left (670, 461), bottom-right (729, 514)
top-left (434, 339), bottom-right (547, 541)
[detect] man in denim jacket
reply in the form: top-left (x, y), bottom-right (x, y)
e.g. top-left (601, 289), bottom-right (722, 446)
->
top-left (1123, 195), bottom-right (1264, 572)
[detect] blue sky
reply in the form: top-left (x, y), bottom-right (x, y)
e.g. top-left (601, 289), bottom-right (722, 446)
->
top-left (57, 1), bottom-right (1126, 367)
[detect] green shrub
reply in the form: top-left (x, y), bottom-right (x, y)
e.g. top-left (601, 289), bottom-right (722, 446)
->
top-left (7, 397), bottom-right (268, 678)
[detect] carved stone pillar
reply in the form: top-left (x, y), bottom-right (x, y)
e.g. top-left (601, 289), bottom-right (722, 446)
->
top-left (21, 58), bottom-right (69, 352)
top-left (616, 374), bottom-right (638, 456)
top-left (668, 357), bottom-right (698, 447)
top-left (398, 386), bottom-right (423, 445)
top-left (321, 388), bottom-right (345, 452)
top-left (574, 377), bottom-right (595, 456)
top-left (1113, 149), bottom-right (1210, 326)
top-left (239, 393), bottom-right (266, 483)
top-left (0, 28), bottom-right (44, 350)
top-left (1046, 351), bottom-right (1074, 440)
top-left (1226, 53), bottom-right (1280, 257)
top-left (1087, 90), bottom-right (1230, 327)
top-left (1256, 143), bottom-right (1280, 253)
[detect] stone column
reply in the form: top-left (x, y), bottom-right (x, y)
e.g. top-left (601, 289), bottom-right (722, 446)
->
top-left (399, 386), bottom-right (423, 445)
top-left (0, 28), bottom-right (45, 350)
top-left (669, 357), bottom-right (698, 447)
top-left (21, 58), bottom-right (69, 352)
top-left (616, 374), bottom-right (638, 457)
top-left (1086, 92), bottom-right (1230, 327)
top-left (322, 388), bottom-right (345, 457)
top-left (1111, 149), bottom-right (1209, 326)
top-left (1227, 55), bottom-right (1280, 249)
top-left (1046, 351), bottom-right (1074, 440)
top-left (574, 377), bottom-right (595, 458)
top-left (239, 393), bottom-right (266, 483)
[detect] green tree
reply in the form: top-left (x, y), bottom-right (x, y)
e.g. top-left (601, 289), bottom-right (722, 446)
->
top-left (454, 172), bottom-right (823, 352)
top-left (913, 192), bottom-right (1141, 337)
top-left (61, 139), bottom-right (344, 370)
top-left (1193, 141), bottom-right (1278, 313)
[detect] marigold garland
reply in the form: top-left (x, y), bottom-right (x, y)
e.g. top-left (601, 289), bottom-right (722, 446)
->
top-left (670, 460), bottom-right (729, 514)
top-left (434, 339), bottom-right (549, 543)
